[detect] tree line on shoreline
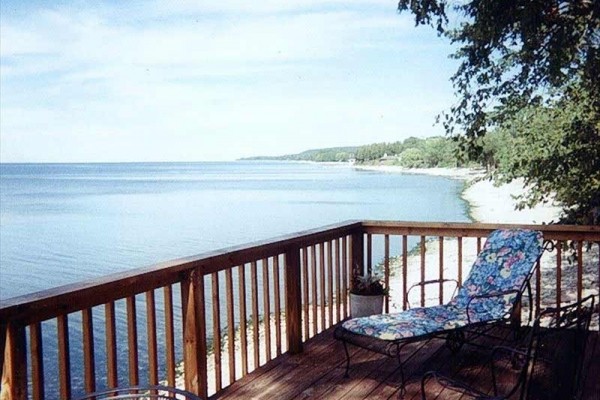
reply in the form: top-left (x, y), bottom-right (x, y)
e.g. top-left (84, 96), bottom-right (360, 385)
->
top-left (240, 137), bottom-right (464, 167)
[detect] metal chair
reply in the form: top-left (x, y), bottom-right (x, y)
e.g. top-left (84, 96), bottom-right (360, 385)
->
top-left (73, 385), bottom-right (202, 400)
top-left (335, 229), bottom-right (546, 393)
top-left (420, 295), bottom-right (595, 400)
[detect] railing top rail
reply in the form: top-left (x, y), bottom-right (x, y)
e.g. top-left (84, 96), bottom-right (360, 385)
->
top-left (361, 220), bottom-right (600, 241)
top-left (0, 220), bottom-right (362, 325)
top-left (2, 220), bottom-right (598, 325)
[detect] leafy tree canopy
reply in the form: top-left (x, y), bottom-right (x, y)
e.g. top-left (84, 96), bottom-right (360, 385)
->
top-left (398, 0), bottom-right (600, 224)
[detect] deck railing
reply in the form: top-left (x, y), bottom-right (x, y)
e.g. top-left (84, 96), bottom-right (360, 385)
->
top-left (1, 221), bottom-right (598, 400)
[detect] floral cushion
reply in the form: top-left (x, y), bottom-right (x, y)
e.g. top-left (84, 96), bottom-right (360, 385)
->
top-left (342, 229), bottom-right (544, 341)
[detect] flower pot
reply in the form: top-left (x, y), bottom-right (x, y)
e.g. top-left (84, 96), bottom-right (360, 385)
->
top-left (349, 293), bottom-right (384, 318)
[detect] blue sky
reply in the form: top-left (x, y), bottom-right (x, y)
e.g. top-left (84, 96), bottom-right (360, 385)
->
top-left (0, 0), bottom-right (458, 162)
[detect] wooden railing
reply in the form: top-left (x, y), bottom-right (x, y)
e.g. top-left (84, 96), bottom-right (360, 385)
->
top-left (1, 221), bottom-right (599, 400)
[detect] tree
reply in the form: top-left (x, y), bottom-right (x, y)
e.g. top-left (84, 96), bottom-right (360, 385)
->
top-left (492, 91), bottom-right (600, 225)
top-left (422, 137), bottom-right (459, 167)
top-left (399, 147), bottom-right (426, 168)
top-left (398, 0), bottom-right (600, 224)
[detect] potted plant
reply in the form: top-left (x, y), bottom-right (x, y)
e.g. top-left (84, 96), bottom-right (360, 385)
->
top-left (349, 267), bottom-right (388, 318)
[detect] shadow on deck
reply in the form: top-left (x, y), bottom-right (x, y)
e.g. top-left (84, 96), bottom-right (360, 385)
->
top-left (215, 324), bottom-right (600, 400)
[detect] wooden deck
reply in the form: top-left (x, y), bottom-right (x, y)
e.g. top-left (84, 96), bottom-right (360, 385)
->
top-left (215, 324), bottom-right (600, 400)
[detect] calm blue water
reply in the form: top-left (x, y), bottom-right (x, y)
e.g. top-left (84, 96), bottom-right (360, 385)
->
top-left (0, 161), bottom-right (470, 397)
top-left (0, 161), bottom-right (470, 300)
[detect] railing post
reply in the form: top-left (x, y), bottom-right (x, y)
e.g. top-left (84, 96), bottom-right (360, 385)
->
top-left (181, 269), bottom-right (208, 399)
top-left (351, 228), bottom-right (364, 277)
top-left (285, 245), bottom-right (303, 354)
top-left (1, 322), bottom-right (27, 400)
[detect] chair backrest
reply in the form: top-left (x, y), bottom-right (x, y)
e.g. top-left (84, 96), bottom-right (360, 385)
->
top-left (451, 229), bottom-right (544, 311)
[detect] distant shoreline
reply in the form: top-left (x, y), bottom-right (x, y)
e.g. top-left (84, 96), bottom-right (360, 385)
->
top-left (352, 164), bottom-right (561, 225)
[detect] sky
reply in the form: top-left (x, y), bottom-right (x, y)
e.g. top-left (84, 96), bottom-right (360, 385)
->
top-left (0, 0), bottom-right (459, 163)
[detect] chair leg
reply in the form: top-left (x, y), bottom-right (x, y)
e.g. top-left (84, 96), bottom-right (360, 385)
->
top-left (342, 341), bottom-right (350, 378)
top-left (445, 330), bottom-right (465, 353)
top-left (395, 343), bottom-right (407, 398)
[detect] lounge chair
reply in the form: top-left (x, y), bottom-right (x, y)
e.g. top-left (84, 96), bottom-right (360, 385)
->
top-left (334, 229), bottom-right (546, 391)
top-left (420, 295), bottom-right (595, 400)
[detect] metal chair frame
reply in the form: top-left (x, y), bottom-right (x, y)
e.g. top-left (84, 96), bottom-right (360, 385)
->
top-left (420, 295), bottom-right (596, 400)
top-left (334, 234), bottom-right (551, 395)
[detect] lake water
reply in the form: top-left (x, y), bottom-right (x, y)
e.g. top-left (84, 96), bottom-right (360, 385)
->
top-left (0, 161), bottom-right (470, 300)
top-left (0, 161), bottom-right (471, 397)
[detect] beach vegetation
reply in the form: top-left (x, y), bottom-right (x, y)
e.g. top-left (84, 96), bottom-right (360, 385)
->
top-left (351, 271), bottom-right (388, 296)
top-left (398, 0), bottom-right (600, 225)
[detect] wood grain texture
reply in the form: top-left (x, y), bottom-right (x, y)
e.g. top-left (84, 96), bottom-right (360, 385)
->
top-left (225, 268), bottom-right (236, 384)
top-left (238, 264), bottom-right (248, 376)
top-left (301, 247), bottom-right (309, 340)
top-left (81, 309), bottom-right (95, 395)
top-left (262, 259), bottom-right (271, 363)
top-left (251, 261), bottom-right (260, 369)
top-left (146, 290), bottom-right (158, 386)
top-left (164, 285), bottom-right (176, 387)
top-left (126, 296), bottom-right (139, 386)
top-left (285, 246), bottom-right (303, 354)
top-left (211, 272), bottom-right (222, 391)
top-left (327, 240), bottom-right (333, 327)
top-left (556, 241), bottom-right (562, 310)
top-left (30, 322), bottom-right (44, 400)
top-left (420, 236), bottom-right (426, 307)
top-left (384, 235), bottom-right (390, 313)
top-left (577, 241), bottom-right (583, 302)
top-left (181, 270), bottom-right (208, 398)
top-left (438, 236), bottom-right (444, 305)
top-left (402, 235), bottom-right (408, 311)
top-left (457, 236), bottom-right (463, 286)
top-left (334, 238), bottom-right (341, 323)
top-left (310, 245), bottom-right (318, 336)
top-left (57, 314), bottom-right (71, 399)
top-left (104, 302), bottom-right (118, 389)
top-left (273, 256), bottom-right (282, 356)
top-left (341, 236), bottom-right (348, 319)
top-left (319, 243), bottom-right (326, 331)
top-left (0, 323), bottom-right (27, 400)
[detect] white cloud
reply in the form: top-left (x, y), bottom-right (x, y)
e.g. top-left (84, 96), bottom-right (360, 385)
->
top-left (0, 1), bottom-right (456, 162)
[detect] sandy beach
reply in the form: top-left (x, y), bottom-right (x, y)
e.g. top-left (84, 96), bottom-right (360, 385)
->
top-left (360, 165), bottom-right (597, 321)
top-left (355, 164), bottom-right (563, 224)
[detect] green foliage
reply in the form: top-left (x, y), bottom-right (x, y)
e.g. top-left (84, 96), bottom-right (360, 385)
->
top-left (421, 137), bottom-right (459, 167)
top-left (398, 0), bottom-right (600, 224)
top-left (351, 270), bottom-right (388, 296)
top-left (241, 146), bottom-right (358, 162)
top-left (398, 147), bottom-right (425, 168)
top-left (490, 89), bottom-right (600, 225)
top-left (355, 141), bottom-right (404, 162)
top-left (355, 136), bottom-right (461, 168)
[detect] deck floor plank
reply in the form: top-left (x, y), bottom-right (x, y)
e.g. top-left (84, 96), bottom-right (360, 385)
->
top-left (214, 325), bottom-right (600, 400)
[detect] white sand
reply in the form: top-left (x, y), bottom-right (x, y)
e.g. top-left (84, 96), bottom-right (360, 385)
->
top-left (354, 165), bottom-right (483, 180)
top-left (364, 166), bottom-right (597, 324)
top-left (356, 165), bottom-right (562, 224)
top-left (463, 178), bottom-right (562, 224)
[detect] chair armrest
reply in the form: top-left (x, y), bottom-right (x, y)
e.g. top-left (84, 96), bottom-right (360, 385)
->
top-left (466, 289), bottom-right (521, 324)
top-left (407, 279), bottom-right (459, 309)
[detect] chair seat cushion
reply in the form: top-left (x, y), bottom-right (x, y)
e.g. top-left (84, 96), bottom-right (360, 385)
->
top-left (342, 303), bottom-right (507, 341)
